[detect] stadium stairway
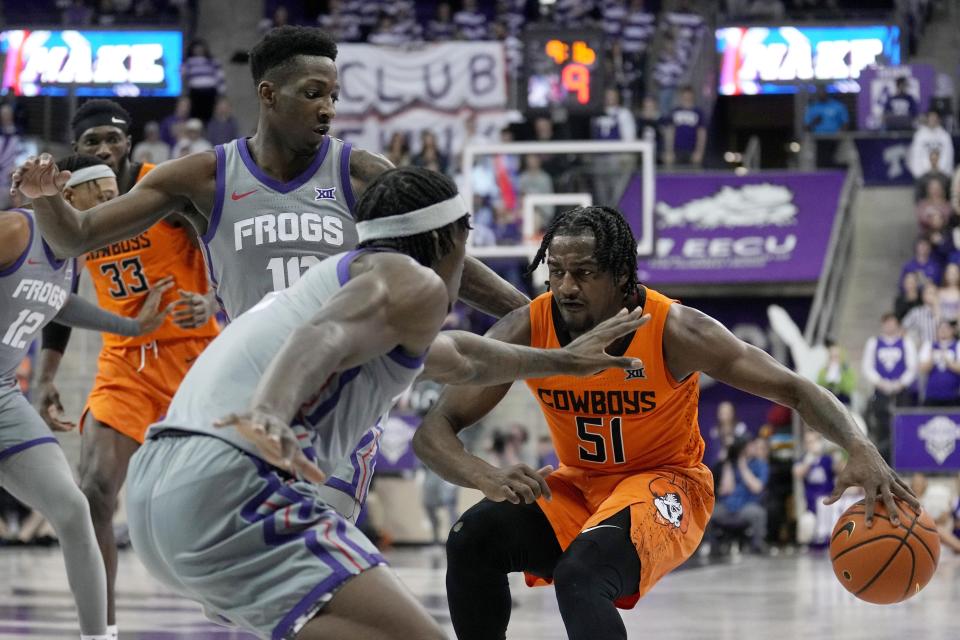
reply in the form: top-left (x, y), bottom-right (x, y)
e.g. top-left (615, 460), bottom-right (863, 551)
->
top-left (911, 0), bottom-right (960, 81)
top-left (833, 185), bottom-right (916, 406)
top-left (195, 0), bottom-right (264, 135)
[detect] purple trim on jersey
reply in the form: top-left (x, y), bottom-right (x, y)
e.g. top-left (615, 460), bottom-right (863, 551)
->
top-left (323, 426), bottom-right (378, 499)
top-left (336, 247), bottom-right (399, 285)
top-left (272, 559), bottom-right (350, 640)
top-left (0, 209), bottom-right (32, 277)
top-left (340, 142), bottom-right (356, 214)
top-left (238, 136), bottom-right (330, 195)
top-left (387, 344), bottom-right (428, 369)
top-left (336, 250), bottom-right (364, 286)
top-left (324, 476), bottom-right (355, 495)
top-left (196, 240), bottom-right (228, 322)
top-left (238, 455), bottom-right (384, 640)
top-left (335, 517), bottom-right (381, 566)
top-left (201, 144), bottom-right (227, 243)
top-left (0, 437), bottom-right (58, 463)
top-left (41, 239), bottom-right (65, 270)
top-left (301, 366), bottom-right (362, 426)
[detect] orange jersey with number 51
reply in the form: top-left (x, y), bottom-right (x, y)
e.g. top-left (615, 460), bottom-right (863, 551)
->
top-left (83, 163), bottom-right (218, 348)
top-left (524, 289), bottom-right (704, 473)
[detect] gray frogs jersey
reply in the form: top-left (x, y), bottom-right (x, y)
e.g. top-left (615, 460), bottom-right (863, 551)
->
top-left (151, 249), bottom-right (425, 509)
top-left (201, 136), bottom-right (357, 320)
top-left (0, 210), bottom-right (74, 388)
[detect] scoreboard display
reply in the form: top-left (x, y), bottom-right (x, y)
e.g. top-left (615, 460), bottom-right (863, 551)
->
top-left (522, 28), bottom-right (605, 114)
top-left (716, 24), bottom-right (901, 95)
top-left (0, 28), bottom-right (183, 97)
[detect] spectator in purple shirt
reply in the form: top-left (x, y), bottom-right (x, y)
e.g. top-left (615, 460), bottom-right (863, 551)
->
top-left (883, 77), bottom-right (919, 131)
top-left (919, 320), bottom-right (960, 406)
top-left (901, 236), bottom-right (943, 290)
top-left (426, 2), bottom-right (457, 40)
top-left (664, 86), bottom-right (706, 167)
top-left (181, 39), bottom-right (225, 123)
top-left (455, 0), bottom-right (489, 40)
top-left (793, 430), bottom-right (835, 547)
top-left (318, 0), bottom-right (363, 42)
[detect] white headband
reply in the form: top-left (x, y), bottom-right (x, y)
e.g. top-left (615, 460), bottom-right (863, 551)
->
top-left (356, 195), bottom-right (469, 242)
top-left (65, 164), bottom-right (115, 188)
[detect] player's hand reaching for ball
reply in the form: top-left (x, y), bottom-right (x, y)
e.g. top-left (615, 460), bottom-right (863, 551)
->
top-left (563, 307), bottom-right (651, 375)
top-left (215, 409), bottom-right (327, 484)
top-left (172, 289), bottom-right (217, 329)
top-left (477, 463), bottom-right (554, 505)
top-left (824, 441), bottom-right (919, 528)
top-left (10, 154), bottom-right (71, 199)
top-left (134, 277), bottom-right (177, 336)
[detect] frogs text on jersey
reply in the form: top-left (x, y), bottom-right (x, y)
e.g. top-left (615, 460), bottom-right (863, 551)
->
top-left (234, 213), bottom-right (344, 251)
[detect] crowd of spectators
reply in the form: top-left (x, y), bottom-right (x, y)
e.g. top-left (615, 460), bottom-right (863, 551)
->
top-left (0, 0), bottom-right (192, 25)
top-left (265, 1), bottom-right (707, 117)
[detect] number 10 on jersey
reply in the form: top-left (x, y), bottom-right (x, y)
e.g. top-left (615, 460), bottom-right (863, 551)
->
top-left (266, 255), bottom-right (320, 291)
top-left (576, 416), bottom-right (626, 464)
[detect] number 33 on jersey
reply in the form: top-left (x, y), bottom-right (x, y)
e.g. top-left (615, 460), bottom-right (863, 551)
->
top-left (84, 220), bottom-right (217, 348)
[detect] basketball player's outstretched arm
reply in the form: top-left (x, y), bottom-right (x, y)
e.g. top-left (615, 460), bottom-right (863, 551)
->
top-left (11, 152), bottom-right (215, 257)
top-left (423, 309), bottom-right (647, 385)
top-left (414, 307), bottom-right (559, 505)
top-left (348, 147), bottom-right (529, 318)
top-left (663, 304), bottom-right (919, 527)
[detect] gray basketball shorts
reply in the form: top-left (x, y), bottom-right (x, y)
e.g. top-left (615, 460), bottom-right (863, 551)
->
top-left (0, 385), bottom-right (58, 465)
top-left (126, 432), bottom-right (387, 640)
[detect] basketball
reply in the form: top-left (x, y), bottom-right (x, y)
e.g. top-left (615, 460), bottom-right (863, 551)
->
top-left (830, 499), bottom-right (940, 604)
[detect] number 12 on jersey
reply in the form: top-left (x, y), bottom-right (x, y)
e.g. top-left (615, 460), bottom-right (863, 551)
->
top-left (266, 255), bottom-right (320, 291)
top-left (576, 416), bottom-right (626, 464)
top-left (2, 309), bottom-right (44, 349)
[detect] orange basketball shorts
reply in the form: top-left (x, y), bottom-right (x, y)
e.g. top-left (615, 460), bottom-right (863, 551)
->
top-left (528, 463), bottom-right (715, 608)
top-left (82, 337), bottom-right (212, 443)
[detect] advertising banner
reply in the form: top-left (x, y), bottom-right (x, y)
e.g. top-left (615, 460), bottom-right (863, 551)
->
top-left (333, 41), bottom-right (509, 158)
top-left (0, 29), bottom-right (182, 97)
top-left (856, 135), bottom-right (960, 185)
top-left (716, 24), bottom-right (901, 95)
top-left (629, 171), bottom-right (846, 285)
top-left (893, 411), bottom-right (960, 472)
top-left (856, 64), bottom-right (936, 131)
top-left (335, 42), bottom-right (507, 117)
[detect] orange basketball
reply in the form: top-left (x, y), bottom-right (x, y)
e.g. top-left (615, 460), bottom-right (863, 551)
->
top-left (830, 499), bottom-right (940, 604)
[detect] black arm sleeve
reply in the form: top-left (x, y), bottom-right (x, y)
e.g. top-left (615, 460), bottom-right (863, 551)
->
top-left (41, 321), bottom-right (72, 354)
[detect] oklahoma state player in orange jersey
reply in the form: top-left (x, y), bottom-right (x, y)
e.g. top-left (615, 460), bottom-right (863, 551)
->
top-left (32, 101), bottom-right (218, 640)
top-left (415, 206), bottom-right (916, 640)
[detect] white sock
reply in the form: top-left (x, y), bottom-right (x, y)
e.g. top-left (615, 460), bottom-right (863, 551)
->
top-left (107, 625), bottom-right (118, 639)
top-left (80, 635), bottom-right (109, 640)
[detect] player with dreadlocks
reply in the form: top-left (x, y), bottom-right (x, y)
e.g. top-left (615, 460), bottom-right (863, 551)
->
top-left (415, 205), bottom-right (913, 640)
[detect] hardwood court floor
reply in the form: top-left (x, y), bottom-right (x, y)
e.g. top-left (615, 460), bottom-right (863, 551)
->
top-left (0, 545), bottom-right (956, 639)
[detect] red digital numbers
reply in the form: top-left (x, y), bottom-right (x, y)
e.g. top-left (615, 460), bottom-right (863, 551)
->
top-left (544, 38), bottom-right (596, 105)
top-left (562, 64), bottom-right (590, 104)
